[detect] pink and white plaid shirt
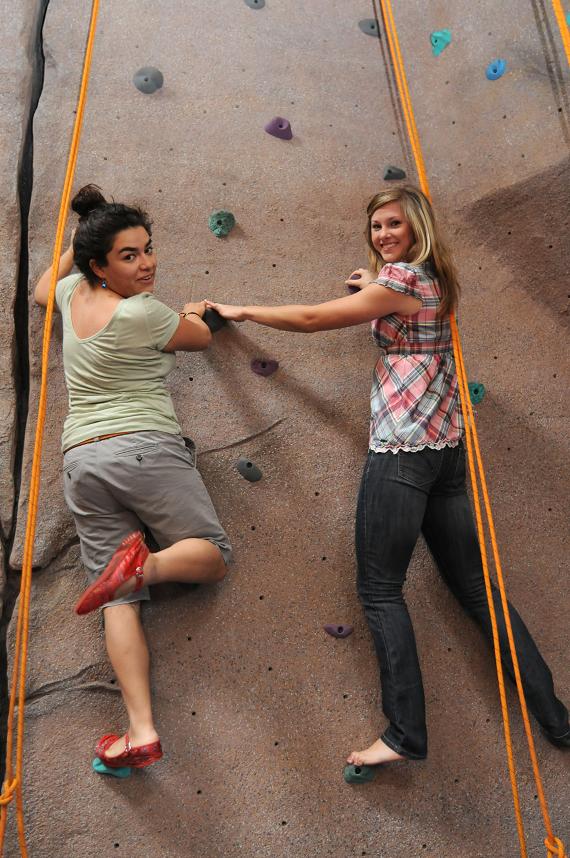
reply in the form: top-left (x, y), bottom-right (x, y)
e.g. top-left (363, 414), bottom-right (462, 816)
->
top-left (369, 261), bottom-right (464, 453)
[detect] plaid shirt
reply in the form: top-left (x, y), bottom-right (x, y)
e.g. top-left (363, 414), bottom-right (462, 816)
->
top-left (369, 262), bottom-right (464, 453)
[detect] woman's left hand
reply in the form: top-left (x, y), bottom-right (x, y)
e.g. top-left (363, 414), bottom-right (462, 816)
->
top-left (344, 268), bottom-right (376, 289)
top-left (205, 300), bottom-right (246, 322)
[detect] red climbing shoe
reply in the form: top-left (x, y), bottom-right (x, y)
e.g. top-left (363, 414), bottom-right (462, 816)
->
top-left (75, 531), bottom-right (149, 615)
top-left (95, 733), bottom-right (163, 769)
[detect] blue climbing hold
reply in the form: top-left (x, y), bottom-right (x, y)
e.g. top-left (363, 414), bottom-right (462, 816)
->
top-left (384, 165), bottom-right (406, 181)
top-left (343, 764), bottom-right (376, 784)
top-left (430, 29), bottom-right (451, 57)
top-left (468, 382), bottom-right (486, 405)
top-left (346, 273), bottom-right (361, 295)
top-left (92, 758), bottom-right (131, 778)
top-left (358, 19), bottom-right (379, 37)
top-left (486, 59), bottom-right (506, 81)
top-left (133, 67), bottom-right (164, 94)
top-left (203, 308), bottom-right (226, 333)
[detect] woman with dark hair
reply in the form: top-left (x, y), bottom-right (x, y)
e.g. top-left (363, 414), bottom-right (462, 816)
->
top-left (207, 185), bottom-right (569, 768)
top-left (34, 185), bottom-right (232, 770)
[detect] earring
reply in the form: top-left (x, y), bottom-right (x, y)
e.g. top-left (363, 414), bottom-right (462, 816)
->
top-left (101, 280), bottom-right (107, 289)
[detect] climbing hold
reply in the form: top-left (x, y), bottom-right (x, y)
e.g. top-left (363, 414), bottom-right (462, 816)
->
top-left (468, 381), bottom-right (486, 405)
top-left (430, 29), bottom-right (451, 57)
top-left (324, 624), bottom-right (354, 639)
top-left (236, 456), bottom-right (263, 482)
top-left (383, 166), bottom-right (406, 181)
top-left (244, 0), bottom-right (265, 8)
top-left (251, 358), bottom-right (279, 377)
top-left (358, 19), bottom-right (379, 37)
top-left (264, 117), bottom-right (293, 140)
top-left (203, 308), bottom-right (226, 333)
top-left (346, 273), bottom-right (362, 295)
top-left (208, 210), bottom-right (236, 238)
top-left (133, 67), bottom-right (164, 94)
top-left (92, 758), bottom-right (131, 779)
top-left (343, 764), bottom-right (376, 784)
top-left (486, 59), bottom-right (506, 81)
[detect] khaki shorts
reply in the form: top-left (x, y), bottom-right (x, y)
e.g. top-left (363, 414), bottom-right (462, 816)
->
top-left (63, 431), bottom-right (232, 607)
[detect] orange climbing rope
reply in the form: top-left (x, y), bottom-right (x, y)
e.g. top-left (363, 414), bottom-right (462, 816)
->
top-left (550, 0), bottom-right (570, 66)
top-left (377, 2), bottom-right (568, 857)
top-left (0, 1), bottom-right (100, 854)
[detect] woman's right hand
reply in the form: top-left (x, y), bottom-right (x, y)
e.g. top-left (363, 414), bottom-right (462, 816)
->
top-left (205, 300), bottom-right (246, 322)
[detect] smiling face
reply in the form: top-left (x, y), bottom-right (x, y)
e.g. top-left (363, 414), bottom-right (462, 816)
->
top-left (370, 201), bottom-right (415, 264)
top-left (90, 226), bottom-right (156, 296)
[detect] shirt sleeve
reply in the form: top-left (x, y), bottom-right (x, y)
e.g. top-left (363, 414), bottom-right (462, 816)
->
top-left (55, 273), bottom-right (82, 311)
top-left (141, 293), bottom-right (181, 349)
top-left (373, 263), bottom-right (423, 301)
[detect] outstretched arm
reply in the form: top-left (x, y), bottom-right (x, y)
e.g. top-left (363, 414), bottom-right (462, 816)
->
top-left (206, 281), bottom-right (421, 333)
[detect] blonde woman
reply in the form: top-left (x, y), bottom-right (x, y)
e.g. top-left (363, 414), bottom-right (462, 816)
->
top-left (207, 186), bottom-right (569, 767)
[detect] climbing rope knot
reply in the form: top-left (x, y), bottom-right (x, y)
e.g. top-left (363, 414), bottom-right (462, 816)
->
top-left (545, 836), bottom-right (567, 857)
top-left (0, 779), bottom-right (17, 806)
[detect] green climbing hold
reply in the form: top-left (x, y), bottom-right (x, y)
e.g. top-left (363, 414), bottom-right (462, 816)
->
top-left (92, 758), bottom-right (131, 778)
top-left (430, 29), bottom-right (451, 57)
top-left (343, 764), bottom-right (377, 784)
top-left (208, 210), bottom-right (236, 238)
top-left (468, 382), bottom-right (486, 405)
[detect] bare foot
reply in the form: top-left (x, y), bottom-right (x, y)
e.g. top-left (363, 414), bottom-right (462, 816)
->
top-left (347, 738), bottom-right (405, 766)
top-left (105, 728), bottom-right (160, 758)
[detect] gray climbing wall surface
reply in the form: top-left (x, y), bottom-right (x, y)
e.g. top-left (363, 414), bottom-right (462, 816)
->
top-left (2, 1), bottom-right (569, 855)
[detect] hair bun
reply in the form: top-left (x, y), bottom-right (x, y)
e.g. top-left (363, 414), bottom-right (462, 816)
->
top-left (71, 184), bottom-right (107, 218)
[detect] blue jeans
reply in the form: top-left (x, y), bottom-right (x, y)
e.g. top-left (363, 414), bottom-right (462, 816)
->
top-left (355, 442), bottom-right (568, 759)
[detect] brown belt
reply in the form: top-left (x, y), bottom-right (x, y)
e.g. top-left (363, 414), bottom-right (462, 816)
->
top-left (63, 430), bottom-right (137, 455)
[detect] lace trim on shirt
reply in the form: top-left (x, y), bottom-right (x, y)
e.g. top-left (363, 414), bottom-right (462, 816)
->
top-left (369, 439), bottom-right (461, 455)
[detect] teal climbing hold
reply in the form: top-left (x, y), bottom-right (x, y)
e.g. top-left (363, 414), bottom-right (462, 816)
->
top-left (468, 382), bottom-right (486, 405)
top-left (208, 211), bottom-right (236, 238)
top-left (343, 764), bottom-right (377, 784)
top-left (358, 19), bottom-right (379, 37)
top-left (566, 12), bottom-right (570, 26)
top-left (92, 758), bottom-right (131, 778)
top-left (430, 29), bottom-right (451, 57)
top-left (486, 59), bottom-right (506, 80)
top-left (245, 0), bottom-right (265, 7)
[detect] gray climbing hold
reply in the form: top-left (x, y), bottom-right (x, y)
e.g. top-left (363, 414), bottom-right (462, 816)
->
top-left (244, 0), bottom-right (265, 7)
top-left (264, 116), bottom-right (293, 140)
top-left (384, 166), bottom-right (406, 180)
top-left (430, 29), bottom-right (451, 57)
top-left (358, 19), bottom-right (379, 37)
top-left (208, 210), bottom-right (236, 238)
top-left (133, 67), bottom-right (164, 94)
top-left (324, 624), bottom-right (353, 639)
top-left (236, 456), bottom-right (262, 482)
top-left (92, 758), bottom-right (131, 778)
top-left (343, 764), bottom-right (376, 784)
top-left (251, 358), bottom-right (279, 377)
top-left (203, 308), bottom-right (226, 333)
top-left (486, 59), bottom-right (506, 81)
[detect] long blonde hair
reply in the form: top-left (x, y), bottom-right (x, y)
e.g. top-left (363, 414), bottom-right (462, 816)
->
top-left (365, 186), bottom-right (460, 316)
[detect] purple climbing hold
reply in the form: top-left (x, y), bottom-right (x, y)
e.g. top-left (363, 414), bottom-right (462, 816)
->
top-left (324, 624), bottom-right (354, 639)
top-left (251, 358), bottom-right (279, 377)
top-left (264, 117), bottom-right (293, 140)
top-left (346, 273), bottom-right (361, 295)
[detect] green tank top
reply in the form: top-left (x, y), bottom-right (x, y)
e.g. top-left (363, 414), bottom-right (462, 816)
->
top-left (55, 274), bottom-right (182, 451)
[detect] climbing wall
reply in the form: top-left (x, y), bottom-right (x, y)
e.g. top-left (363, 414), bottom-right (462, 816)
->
top-left (2, 0), bottom-right (569, 855)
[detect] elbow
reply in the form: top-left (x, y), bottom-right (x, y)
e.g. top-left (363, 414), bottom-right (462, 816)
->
top-left (198, 326), bottom-right (212, 350)
top-left (302, 311), bottom-right (320, 333)
top-left (33, 286), bottom-right (46, 308)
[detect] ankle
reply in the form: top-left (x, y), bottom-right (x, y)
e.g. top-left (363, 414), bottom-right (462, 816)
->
top-left (142, 553), bottom-right (158, 585)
